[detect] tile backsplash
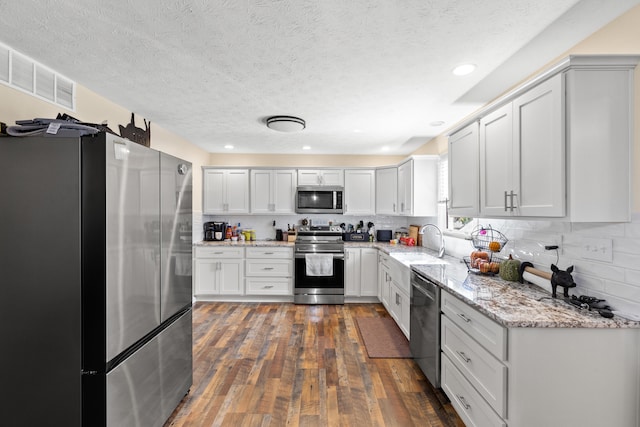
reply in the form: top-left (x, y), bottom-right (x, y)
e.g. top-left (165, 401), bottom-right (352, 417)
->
top-left (193, 211), bottom-right (640, 316)
top-left (197, 213), bottom-right (417, 241)
top-left (445, 214), bottom-right (640, 317)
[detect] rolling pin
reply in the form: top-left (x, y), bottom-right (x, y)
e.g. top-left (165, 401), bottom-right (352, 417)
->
top-left (519, 262), bottom-right (553, 294)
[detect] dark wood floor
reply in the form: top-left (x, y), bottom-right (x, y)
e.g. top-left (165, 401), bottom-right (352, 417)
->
top-left (164, 302), bottom-right (464, 427)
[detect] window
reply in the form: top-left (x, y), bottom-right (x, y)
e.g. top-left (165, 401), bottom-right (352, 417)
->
top-left (439, 154), bottom-right (472, 231)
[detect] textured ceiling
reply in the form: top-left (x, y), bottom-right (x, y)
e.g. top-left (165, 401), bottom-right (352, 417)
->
top-left (0, 0), bottom-right (638, 155)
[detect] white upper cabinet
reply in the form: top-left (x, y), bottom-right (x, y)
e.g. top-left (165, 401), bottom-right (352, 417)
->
top-left (479, 103), bottom-right (516, 216)
top-left (344, 169), bottom-right (375, 215)
top-left (376, 167), bottom-right (398, 215)
top-left (512, 74), bottom-right (564, 217)
top-left (297, 169), bottom-right (344, 186)
top-left (250, 169), bottom-right (297, 214)
top-left (565, 65), bottom-right (634, 222)
top-left (480, 75), bottom-right (565, 217)
top-left (448, 122), bottom-right (479, 217)
top-left (453, 55), bottom-right (638, 221)
top-left (397, 157), bottom-right (438, 217)
top-left (202, 169), bottom-right (250, 214)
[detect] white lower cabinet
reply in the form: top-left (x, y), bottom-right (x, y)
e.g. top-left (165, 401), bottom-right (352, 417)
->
top-left (345, 248), bottom-right (378, 297)
top-left (442, 354), bottom-right (507, 427)
top-left (441, 290), bottom-right (639, 427)
top-left (194, 247), bottom-right (244, 296)
top-left (378, 253), bottom-right (391, 308)
top-left (244, 247), bottom-right (293, 296)
top-left (389, 280), bottom-right (410, 339)
top-left (378, 253), bottom-right (410, 339)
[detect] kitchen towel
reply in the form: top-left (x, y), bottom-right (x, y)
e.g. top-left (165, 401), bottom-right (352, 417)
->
top-left (305, 253), bottom-right (333, 276)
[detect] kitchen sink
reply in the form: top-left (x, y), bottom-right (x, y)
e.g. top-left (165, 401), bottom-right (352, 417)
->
top-left (390, 252), bottom-right (447, 267)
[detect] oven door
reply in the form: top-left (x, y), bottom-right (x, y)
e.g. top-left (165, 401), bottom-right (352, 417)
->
top-left (294, 252), bottom-right (344, 303)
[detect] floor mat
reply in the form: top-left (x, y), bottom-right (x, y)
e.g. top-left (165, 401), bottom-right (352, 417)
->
top-left (355, 317), bottom-right (411, 358)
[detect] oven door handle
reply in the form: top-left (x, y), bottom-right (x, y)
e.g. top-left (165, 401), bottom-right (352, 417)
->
top-left (295, 252), bottom-right (345, 259)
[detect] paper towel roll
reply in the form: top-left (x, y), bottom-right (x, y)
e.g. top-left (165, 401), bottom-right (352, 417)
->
top-left (522, 271), bottom-right (553, 295)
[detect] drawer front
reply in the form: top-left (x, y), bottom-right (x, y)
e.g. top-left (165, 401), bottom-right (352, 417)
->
top-left (245, 247), bottom-right (293, 259)
top-left (245, 278), bottom-right (292, 295)
top-left (245, 259), bottom-right (293, 277)
top-left (442, 316), bottom-right (507, 417)
top-left (442, 354), bottom-right (506, 427)
top-left (196, 246), bottom-right (244, 259)
top-left (442, 291), bottom-right (507, 360)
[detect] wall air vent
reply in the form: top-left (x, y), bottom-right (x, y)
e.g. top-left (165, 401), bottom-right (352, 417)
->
top-left (0, 41), bottom-right (75, 111)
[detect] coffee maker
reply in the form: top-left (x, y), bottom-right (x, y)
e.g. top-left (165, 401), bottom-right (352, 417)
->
top-left (203, 221), bottom-right (227, 241)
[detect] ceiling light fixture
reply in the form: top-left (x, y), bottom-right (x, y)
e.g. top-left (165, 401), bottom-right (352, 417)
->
top-left (266, 115), bottom-right (306, 132)
top-left (302, 146), bottom-right (311, 150)
top-left (224, 144), bottom-right (234, 149)
top-left (452, 63), bottom-right (476, 76)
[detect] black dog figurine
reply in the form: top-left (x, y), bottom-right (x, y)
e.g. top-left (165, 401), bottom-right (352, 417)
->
top-left (550, 264), bottom-right (576, 298)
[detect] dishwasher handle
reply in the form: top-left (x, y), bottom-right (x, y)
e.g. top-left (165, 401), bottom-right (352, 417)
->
top-left (411, 272), bottom-right (439, 302)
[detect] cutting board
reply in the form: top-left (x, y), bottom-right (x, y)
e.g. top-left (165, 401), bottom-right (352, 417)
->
top-left (409, 225), bottom-right (422, 246)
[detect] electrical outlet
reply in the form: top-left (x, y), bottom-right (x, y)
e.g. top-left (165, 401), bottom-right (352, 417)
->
top-left (580, 237), bottom-right (613, 262)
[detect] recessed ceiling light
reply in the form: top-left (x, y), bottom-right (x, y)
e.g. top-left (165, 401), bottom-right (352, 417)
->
top-left (353, 129), bottom-right (363, 133)
top-left (429, 121), bottom-right (445, 127)
top-left (224, 144), bottom-right (234, 149)
top-left (452, 63), bottom-right (476, 76)
top-left (302, 146), bottom-right (311, 150)
top-left (381, 146), bottom-right (390, 152)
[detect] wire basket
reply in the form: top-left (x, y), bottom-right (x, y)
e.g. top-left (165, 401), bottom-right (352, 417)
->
top-left (470, 225), bottom-right (508, 253)
top-left (462, 256), bottom-right (502, 275)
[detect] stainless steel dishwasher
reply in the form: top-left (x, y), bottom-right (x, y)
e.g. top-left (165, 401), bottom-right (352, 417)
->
top-left (410, 270), bottom-right (441, 388)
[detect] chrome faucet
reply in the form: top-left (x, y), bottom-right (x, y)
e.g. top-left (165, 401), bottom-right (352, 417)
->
top-left (419, 224), bottom-right (445, 258)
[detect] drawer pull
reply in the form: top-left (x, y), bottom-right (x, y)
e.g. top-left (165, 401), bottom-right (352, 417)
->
top-left (214, 252), bottom-right (224, 255)
top-left (263, 267), bottom-right (274, 270)
top-left (264, 285), bottom-right (274, 289)
top-left (457, 313), bottom-right (471, 323)
top-left (263, 252), bottom-right (274, 255)
top-left (457, 395), bottom-right (471, 410)
top-left (456, 351), bottom-right (471, 363)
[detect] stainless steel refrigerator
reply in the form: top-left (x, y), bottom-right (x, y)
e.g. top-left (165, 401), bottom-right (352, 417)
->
top-left (0, 132), bottom-right (193, 426)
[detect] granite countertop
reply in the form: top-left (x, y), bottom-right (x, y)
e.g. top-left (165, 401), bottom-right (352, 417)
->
top-left (194, 240), bottom-right (294, 247)
top-left (411, 261), bottom-right (640, 329)
top-left (194, 240), bottom-right (435, 252)
top-left (194, 239), bottom-right (639, 328)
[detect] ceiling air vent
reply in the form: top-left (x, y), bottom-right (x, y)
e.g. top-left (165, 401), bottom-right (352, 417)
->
top-left (0, 45), bottom-right (9, 83)
top-left (0, 41), bottom-right (75, 111)
top-left (11, 52), bottom-right (33, 92)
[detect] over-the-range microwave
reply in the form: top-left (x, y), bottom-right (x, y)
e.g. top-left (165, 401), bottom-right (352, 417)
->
top-left (295, 186), bottom-right (343, 214)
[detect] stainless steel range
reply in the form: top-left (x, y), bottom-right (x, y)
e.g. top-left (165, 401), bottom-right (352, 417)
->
top-left (294, 225), bottom-right (345, 304)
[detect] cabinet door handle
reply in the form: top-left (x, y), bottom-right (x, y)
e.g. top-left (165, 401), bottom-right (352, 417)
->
top-left (456, 395), bottom-right (471, 410)
top-left (457, 313), bottom-right (471, 323)
top-left (216, 262), bottom-right (221, 271)
top-left (456, 351), bottom-right (471, 363)
top-left (401, 202), bottom-right (404, 212)
top-left (393, 203), bottom-right (396, 212)
top-left (504, 191), bottom-right (508, 212)
top-left (396, 293), bottom-right (401, 305)
top-left (510, 190), bottom-right (517, 212)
